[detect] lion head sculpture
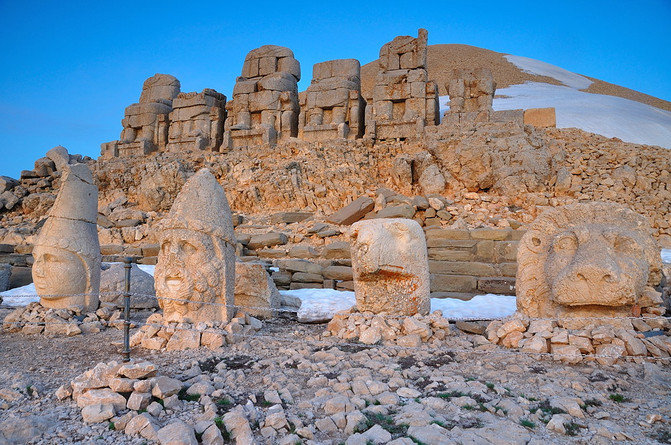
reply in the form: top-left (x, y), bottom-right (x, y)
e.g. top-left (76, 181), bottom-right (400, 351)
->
top-left (516, 202), bottom-right (662, 318)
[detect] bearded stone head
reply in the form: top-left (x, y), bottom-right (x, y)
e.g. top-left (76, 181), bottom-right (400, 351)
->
top-left (516, 202), bottom-right (662, 318)
top-left (155, 169), bottom-right (235, 324)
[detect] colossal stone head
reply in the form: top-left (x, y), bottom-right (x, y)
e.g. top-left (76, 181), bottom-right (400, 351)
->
top-left (517, 202), bottom-right (662, 318)
top-left (155, 169), bottom-right (235, 323)
top-left (349, 218), bottom-right (430, 316)
top-left (33, 163), bottom-right (101, 312)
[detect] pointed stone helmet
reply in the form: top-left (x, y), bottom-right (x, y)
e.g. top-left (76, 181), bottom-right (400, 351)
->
top-left (157, 168), bottom-right (235, 246)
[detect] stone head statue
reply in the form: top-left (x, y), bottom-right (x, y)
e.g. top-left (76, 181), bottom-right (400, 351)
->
top-left (517, 202), bottom-right (662, 318)
top-left (155, 168), bottom-right (236, 323)
top-left (139, 73), bottom-right (181, 105)
top-left (349, 218), bottom-right (430, 316)
top-left (33, 163), bottom-right (101, 312)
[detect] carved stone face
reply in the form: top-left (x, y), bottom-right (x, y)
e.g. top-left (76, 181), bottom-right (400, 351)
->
top-left (545, 225), bottom-right (649, 307)
top-left (32, 245), bottom-right (87, 308)
top-left (516, 203), bottom-right (662, 319)
top-left (155, 229), bottom-right (225, 323)
top-left (350, 218), bottom-right (430, 316)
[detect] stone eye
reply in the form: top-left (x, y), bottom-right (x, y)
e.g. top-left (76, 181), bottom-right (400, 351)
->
top-left (613, 234), bottom-right (640, 254)
top-left (161, 242), bottom-right (170, 254)
top-left (181, 242), bottom-right (197, 255)
top-left (553, 233), bottom-right (578, 252)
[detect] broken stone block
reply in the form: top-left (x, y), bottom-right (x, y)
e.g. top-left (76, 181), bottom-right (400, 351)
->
top-left (234, 262), bottom-right (280, 318)
top-left (326, 196), bottom-right (375, 225)
top-left (524, 107), bottom-right (556, 128)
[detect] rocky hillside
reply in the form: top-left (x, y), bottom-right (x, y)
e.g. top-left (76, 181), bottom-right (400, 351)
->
top-left (1, 122), bottom-right (669, 256)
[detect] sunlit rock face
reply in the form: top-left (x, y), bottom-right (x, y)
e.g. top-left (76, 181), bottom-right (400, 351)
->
top-left (516, 202), bottom-right (663, 319)
top-left (32, 163), bottom-right (101, 312)
top-left (349, 218), bottom-right (430, 316)
top-left (155, 168), bottom-right (235, 323)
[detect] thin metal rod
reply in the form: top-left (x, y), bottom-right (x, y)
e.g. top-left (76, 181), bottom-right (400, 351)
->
top-left (122, 257), bottom-right (132, 362)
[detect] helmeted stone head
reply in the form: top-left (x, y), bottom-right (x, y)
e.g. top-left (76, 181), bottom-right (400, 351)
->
top-left (33, 163), bottom-right (101, 312)
top-left (517, 202), bottom-right (662, 318)
top-left (155, 168), bottom-right (235, 323)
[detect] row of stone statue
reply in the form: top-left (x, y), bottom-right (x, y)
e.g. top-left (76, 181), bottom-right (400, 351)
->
top-left (101, 29), bottom-right (502, 158)
top-left (35, 150), bottom-right (665, 325)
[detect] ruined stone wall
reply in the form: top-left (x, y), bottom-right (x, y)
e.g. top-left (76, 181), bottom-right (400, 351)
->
top-left (241, 227), bottom-right (523, 300)
top-left (546, 128), bottom-right (671, 246)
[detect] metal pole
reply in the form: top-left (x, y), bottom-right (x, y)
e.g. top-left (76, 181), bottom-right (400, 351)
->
top-left (122, 257), bottom-right (132, 362)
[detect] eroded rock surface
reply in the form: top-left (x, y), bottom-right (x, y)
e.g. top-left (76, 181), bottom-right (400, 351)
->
top-left (350, 218), bottom-right (430, 315)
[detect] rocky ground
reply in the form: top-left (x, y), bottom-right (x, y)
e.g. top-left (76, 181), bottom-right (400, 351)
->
top-left (1, 307), bottom-right (670, 445)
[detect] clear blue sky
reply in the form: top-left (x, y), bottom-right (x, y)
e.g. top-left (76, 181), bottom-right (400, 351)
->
top-left (1, 0), bottom-right (669, 178)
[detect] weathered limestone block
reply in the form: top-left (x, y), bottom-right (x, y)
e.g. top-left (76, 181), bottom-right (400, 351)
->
top-left (32, 158), bottom-right (101, 312)
top-left (524, 107), bottom-right (556, 128)
top-left (516, 202), bottom-right (663, 319)
top-left (223, 45), bottom-right (300, 150)
top-left (166, 89), bottom-right (226, 152)
top-left (447, 68), bottom-right (495, 115)
top-left (155, 169), bottom-right (235, 323)
top-left (99, 263), bottom-right (157, 309)
top-left (234, 262), bottom-right (281, 318)
top-left (101, 74), bottom-right (180, 158)
top-left (350, 218), bottom-right (430, 315)
top-left (299, 59), bottom-right (365, 141)
top-left (365, 29), bottom-right (439, 140)
top-left (326, 196), bottom-right (375, 225)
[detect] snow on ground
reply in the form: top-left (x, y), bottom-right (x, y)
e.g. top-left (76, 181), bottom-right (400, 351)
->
top-left (282, 288), bottom-right (517, 323)
top-left (662, 249), bottom-right (671, 264)
top-left (281, 288), bottom-right (356, 323)
top-left (504, 55), bottom-right (593, 90)
top-left (431, 294), bottom-right (517, 320)
top-left (137, 264), bottom-right (156, 276)
top-left (0, 283), bottom-right (39, 307)
top-left (439, 82), bottom-right (671, 149)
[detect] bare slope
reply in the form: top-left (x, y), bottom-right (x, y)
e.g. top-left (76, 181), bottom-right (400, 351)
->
top-left (360, 43), bottom-right (671, 112)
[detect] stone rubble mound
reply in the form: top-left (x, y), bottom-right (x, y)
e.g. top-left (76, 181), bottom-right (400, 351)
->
top-left (55, 360), bottom-right (225, 443)
top-left (2, 302), bottom-right (125, 336)
top-left (130, 312), bottom-right (263, 351)
top-left (325, 308), bottom-right (453, 347)
top-left (486, 314), bottom-right (671, 365)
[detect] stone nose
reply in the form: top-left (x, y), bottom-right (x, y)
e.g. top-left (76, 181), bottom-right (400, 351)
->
top-left (573, 261), bottom-right (619, 285)
top-left (33, 259), bottom-right (45, 277)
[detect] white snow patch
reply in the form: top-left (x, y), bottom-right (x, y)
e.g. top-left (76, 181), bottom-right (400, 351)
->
top-left (282, 288), bottom-right (517, 323)
top-left (137, 264), bottom-right (156, 276)
top-left (662, 249), bottom-right (671, 264)
top-left (431, 294), bottom-right (517, 320)
top-left (439, 82), bottom-right (671, 149)
top-left (281, 288), bottom-right (356, 323)
top-left (505, 55), bottom-right (593, 90)
top-left (0, 283), bottom-right (39, 307)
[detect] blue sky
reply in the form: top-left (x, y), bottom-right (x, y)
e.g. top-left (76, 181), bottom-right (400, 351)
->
top-left (1, 0), bottom-right (669, 178)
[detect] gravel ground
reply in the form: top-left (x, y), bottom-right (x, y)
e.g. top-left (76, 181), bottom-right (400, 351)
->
top-left (0, 308), bottom-right (670, 444)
